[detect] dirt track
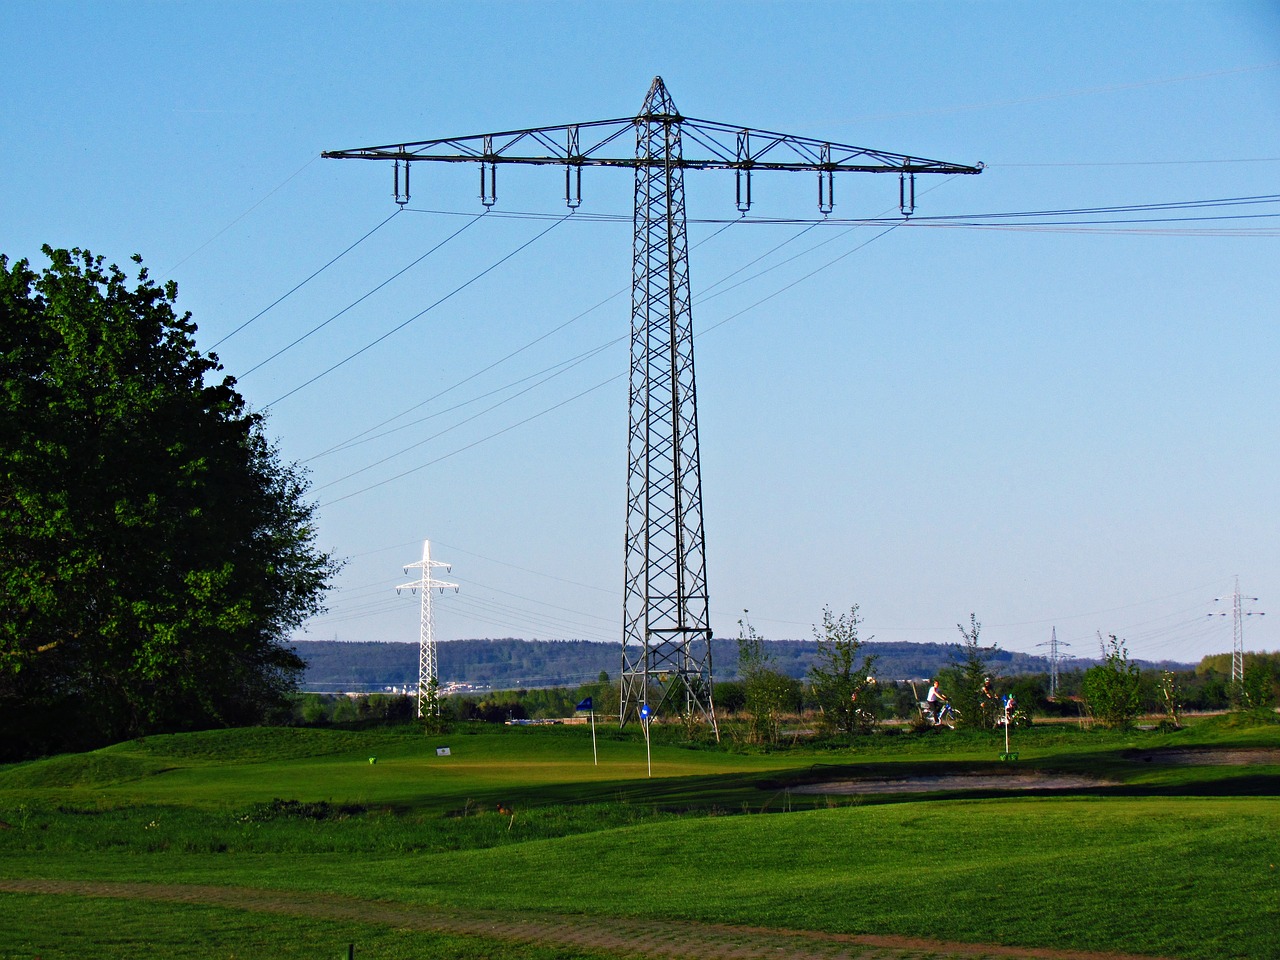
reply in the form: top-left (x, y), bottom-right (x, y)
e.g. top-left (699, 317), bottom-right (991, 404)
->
top-left (0, 879), bottom-right (1172, 960)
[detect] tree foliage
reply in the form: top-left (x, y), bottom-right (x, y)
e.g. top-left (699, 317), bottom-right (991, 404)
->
top-left (947, 613), bottom-right (999, 730)
top-left (735, 616), bottom-right (799, 744)
top-left (1237, 657), bottom-right (1278, 712)
top-left (1082, 635), bottom-right (1143, 728)
top-left (807, 604), bottom-right (879, 735)
top-left (0, 247), bottom-right (336, 758)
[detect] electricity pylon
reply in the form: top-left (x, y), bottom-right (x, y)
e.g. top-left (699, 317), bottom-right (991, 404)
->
top-left (396, 539), bottom-right (458, 718)
top-left (1036, 626), bottom-right (1071, 698)
top-left (1210, 576), bottom-right (1265, 685)
top-left (325, 77), bottom-right (981, 732)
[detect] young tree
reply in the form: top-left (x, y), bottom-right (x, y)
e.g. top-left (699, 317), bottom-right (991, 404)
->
top-left (1157, 670), bottom-right (1182, 728)
top-left (951, 613), bottom-right (998, 729)
top-left (0, 247), bottom-right (337, 758)
top-left (735, 615), bottom-right (797, 744)
top-left (807, 604), bottom-right (880, 735)
top-left (1082, 635), bottom-right (1143, 728)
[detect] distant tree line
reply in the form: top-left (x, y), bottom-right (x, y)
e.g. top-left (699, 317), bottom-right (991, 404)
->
top-left (295, 636), bottom-right (1127, 692)
top-left (289, 626), bottom-right (1278, 736)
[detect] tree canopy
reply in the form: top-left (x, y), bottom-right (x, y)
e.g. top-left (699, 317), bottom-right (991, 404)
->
top-left (1082, 635), bottom-right (1143, 729)
top-left (0, 246), bottom-right (336, 758)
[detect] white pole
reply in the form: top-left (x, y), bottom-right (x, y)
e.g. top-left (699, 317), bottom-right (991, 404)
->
top-left (644, 715), bottom-right (652, 777)
top-left (590, 709), bottom-right (598, 766)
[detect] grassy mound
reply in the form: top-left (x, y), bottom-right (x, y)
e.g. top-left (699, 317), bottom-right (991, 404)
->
top-left (0, 716), bottom-right (1276, 959)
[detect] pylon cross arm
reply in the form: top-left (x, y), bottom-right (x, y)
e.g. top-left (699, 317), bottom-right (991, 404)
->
top-left (323, 119), bottom-right (981, 176)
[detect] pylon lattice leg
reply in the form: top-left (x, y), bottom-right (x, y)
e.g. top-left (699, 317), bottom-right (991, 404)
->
top-left (620, 79), bottom-right (717, 736)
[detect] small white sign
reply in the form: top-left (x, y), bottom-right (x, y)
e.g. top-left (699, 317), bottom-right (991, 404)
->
top-left (436, 747), bottom-right (451, 757)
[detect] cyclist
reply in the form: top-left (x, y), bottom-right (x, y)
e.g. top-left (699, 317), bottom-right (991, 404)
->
top-left (925, 679), bottom-right (949, 725)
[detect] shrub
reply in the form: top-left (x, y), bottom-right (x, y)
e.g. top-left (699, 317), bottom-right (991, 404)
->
top-left (1082, 636), bottom-right (1142, 729)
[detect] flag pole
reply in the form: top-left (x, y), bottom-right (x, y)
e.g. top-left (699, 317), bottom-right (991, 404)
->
top-left (575, 696), bottom-right (599, 766)
top-left (644, 714), bottom-right (651, 778)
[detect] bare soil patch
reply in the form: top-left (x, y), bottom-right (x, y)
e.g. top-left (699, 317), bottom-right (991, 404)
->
top-left (0, 879), bottom-right (1171, 960)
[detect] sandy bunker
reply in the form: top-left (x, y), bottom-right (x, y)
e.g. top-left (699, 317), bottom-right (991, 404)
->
top-left (792, 773), bottom-right (1106, 794)
top-left (794, 746), bottom-right (1277, 794)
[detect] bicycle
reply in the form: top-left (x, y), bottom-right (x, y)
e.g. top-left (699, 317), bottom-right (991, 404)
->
top-left (934, 702), bottom-right (958, 728)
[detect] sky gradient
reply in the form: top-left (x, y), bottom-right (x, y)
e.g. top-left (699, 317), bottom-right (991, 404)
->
top-left (4, 1), bottom-right (1278, 673)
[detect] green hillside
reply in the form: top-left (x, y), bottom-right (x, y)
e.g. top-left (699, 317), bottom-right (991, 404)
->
top-left (1, 716), bottom-right (1276, 960)
top-left (296, 636), bottom-right (1121, 691)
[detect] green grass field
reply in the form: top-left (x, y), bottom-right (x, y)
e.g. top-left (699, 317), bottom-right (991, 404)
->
top-left (1, 716), bottom-right (1277, 959)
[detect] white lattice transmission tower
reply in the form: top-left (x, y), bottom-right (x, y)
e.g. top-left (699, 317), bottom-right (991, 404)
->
top-left (397, 539), bottom-right (458, 717)
top-left (1210, 575), bottom-right (1265, 685)
top-left (1036, 626), bottom-right (1071, 699)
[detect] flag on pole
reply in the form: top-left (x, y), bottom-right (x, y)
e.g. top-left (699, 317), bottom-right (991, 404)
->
top-left (575, 696), bottom-right (593, 712)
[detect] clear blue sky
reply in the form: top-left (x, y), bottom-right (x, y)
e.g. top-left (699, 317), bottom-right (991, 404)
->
top-left (4, 1), bottom-right (1278, 671)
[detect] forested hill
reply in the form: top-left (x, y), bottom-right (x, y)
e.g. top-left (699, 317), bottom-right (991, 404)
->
top-left (293, 637), bottom-right (1099, 692)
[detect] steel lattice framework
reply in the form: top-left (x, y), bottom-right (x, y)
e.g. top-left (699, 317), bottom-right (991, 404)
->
top-left (325, 77), bottom-right (981, 734)
top-left (1210, 576), bottom-right (1265, 686)
top-left (396, 540), bottom-right (457, 718)
top-left (620, 79), bottom-right (713, 730)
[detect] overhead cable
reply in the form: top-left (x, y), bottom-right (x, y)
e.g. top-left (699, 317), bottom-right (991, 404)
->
top-left (267, 212), bottom-right (574, 407)
top-left (212, 206), bottom-right (401, 352)
top-left (166, 155), bottom-right (319, 280)
top-left (304, 215), bottom-right (744, 462)
top-left (237, 210), bottom-right (478, 376)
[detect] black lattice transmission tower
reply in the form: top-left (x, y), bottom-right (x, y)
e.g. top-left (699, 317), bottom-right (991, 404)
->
top-left (323, 77), bottom-right (981, 732)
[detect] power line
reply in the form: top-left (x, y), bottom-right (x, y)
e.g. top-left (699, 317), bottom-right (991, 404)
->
top-left (302, 215), bottom-right (743, 464)
top-left (313, 214), bottom-right (907, 506)
top-left (993, 157), bottom-right (1280, 168)
top-left (401, 192), bottom-right (1280, 227)
top-left (163, 154), bottom-right (319, 279)
top-left (311, 339), bottom-right (616, 492)
top-left (211, 207), bottom-right (402, 352)
top-left (266, 211), bottom-right (574, 407)
top-left (308, 339), bottom-right (619, 465)
top-left (307, 217), bottom-right (849, 485)
top-left (317, 370), bottom-right (616, 507)
top-left (297, 188), bottom-right (1273, 503)
top-left (236, 210), bottom-right (480, 375)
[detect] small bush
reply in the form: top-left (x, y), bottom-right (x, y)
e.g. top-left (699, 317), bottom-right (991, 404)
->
top-left (238, 798), bottom-right (366, 824)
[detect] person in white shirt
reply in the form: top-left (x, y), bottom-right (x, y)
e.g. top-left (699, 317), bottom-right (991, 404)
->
top-left (925, 679), bottom-right (948, 725)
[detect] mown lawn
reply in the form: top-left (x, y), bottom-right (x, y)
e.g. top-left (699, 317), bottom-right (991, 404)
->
top-left (1, 715), bottom-right (1276, 959)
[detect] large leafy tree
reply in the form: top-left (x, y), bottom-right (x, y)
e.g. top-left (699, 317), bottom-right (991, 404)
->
top-left (0, 247), bottom-right (336, 758)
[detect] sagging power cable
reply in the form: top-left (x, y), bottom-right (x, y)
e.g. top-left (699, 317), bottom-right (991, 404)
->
top-left (305, 215), bottom-right (746, 462)
top-left (212, 206), bottom-right (400, 351)
top-left (267, 212), bottom-right (575, 407)
top-left (317, 215), bottom-right (906, 506)
top-left (237, 210), bottom-right (482, 378)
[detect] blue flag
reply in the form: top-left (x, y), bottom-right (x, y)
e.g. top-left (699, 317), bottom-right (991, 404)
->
top-left (575, 696), bottom-right (593, 712)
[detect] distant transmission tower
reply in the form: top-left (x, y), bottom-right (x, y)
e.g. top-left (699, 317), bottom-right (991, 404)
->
top-left (396, 539), bottom-right (458, 718)
top-left (1209, 576), bottom-right (1265, 685)
top-left (1036, 626), bottom-right (1071, 698)
top-left (325, 78), bottom-right (981, 733)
